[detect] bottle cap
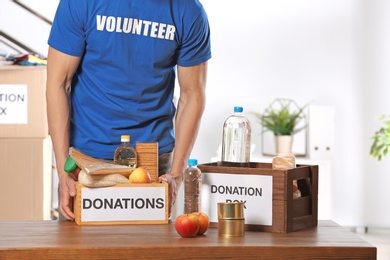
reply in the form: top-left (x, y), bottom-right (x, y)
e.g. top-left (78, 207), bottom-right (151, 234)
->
top-left (64, 155), bottom-right (77, 173)
top-left (188, 159), bottom-right (198, 166)
top-left (234, 106), bottom-right (243, 113)
top-left (121, 135), bottom-right (130, 142)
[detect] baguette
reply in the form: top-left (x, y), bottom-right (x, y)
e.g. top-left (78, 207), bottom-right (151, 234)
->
top-left (69, 147), bottom-right (134, 177)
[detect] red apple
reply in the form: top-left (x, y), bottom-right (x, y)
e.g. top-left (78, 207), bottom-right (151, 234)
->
top-left (191, 212), bottom-right (210, 235)
top-left (129, 167), bottom-right (152, 184)
top-left (175, 214), bottom-right (200, 238)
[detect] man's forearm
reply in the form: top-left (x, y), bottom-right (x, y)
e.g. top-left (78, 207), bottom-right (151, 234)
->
top-left (170, 97), bottom-right (205, 177)
top-left (46, 85), bottom-right (70, 173)
top-left (169, 63), bottom-right (208, 177)
top-left (46, 47), bottom-right (80, 173)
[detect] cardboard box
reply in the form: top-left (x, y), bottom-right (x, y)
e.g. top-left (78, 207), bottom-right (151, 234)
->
top-left (0, 65), bottom-right (48, 138)
top-left (74, 182), bottom-right (169, 225)
top-left (198, 162), bottom-right (318, 233)
top-left (0, 136), bottom-right (53, 220)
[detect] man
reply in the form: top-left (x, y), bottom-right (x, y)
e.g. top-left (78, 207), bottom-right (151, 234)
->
top-left (46, 0), bottom-right (211, 220)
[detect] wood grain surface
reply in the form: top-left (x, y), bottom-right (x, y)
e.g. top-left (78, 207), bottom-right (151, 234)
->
top-left (0, 220), bottom-right (376, 259)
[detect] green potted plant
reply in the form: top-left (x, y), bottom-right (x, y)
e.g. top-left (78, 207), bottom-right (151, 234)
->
top-left (370, 115), bottom-right (390, 161)
top-left (250, 99), bottom-right (308, 154)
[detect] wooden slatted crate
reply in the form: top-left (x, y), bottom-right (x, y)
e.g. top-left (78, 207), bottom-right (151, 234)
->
top-left (73, 142), bottom-right (168, 225)
top-left (198, 162), bottom-right (318, 233)
top-left (74, 182), bottom-right (168, 225)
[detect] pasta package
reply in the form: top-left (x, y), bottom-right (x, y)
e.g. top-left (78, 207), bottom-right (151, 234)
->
top-left (77, 170), bottom-right (129, 187)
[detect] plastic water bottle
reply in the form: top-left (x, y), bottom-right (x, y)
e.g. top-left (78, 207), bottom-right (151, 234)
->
top-left (114, 135), bottom-right (137, 168)
top-left (184, 159), bottom-right (202, 214)
top-left (221, 106), bottom-right (251, 167)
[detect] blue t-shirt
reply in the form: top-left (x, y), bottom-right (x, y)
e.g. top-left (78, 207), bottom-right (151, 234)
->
top-left (48, 0), bottom-right (211, 159)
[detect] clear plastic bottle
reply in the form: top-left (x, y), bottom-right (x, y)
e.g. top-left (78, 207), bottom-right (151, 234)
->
top-left (221, 106), bottom-right (251, 167)
top-left (184, 159), bottom-right (202, 214)
top-left (113, 135), bottom-right (137, 168)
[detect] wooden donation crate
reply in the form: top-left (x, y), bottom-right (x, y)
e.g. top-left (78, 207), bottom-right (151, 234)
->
top-left (198, 162), bottom-right (318, 233)
top-left (73, 142), bottom-right (169, 225)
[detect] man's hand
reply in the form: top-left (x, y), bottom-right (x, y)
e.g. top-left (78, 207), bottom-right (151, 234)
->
top-left (158, 173), bottom-right (183, 216)
top-left (58, 168), bottom-right (79, 221)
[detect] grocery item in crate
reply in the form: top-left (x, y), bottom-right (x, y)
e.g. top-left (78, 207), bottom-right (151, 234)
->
top-left (114, 135), bottom-right (137, 168)
top-left (272, 153), bottom-right (295, 169)
top-left (69, 147), bottom-right (134, 176)
top-left (272, 153), bottom-right (301, 199)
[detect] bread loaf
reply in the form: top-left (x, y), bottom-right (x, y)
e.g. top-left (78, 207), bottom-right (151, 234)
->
top-left (272, 153), bottom-right (296, 170)
top-left (272, 153), bottom-right (301, 199)
top-left (69, 147), bottom-right (133, 177)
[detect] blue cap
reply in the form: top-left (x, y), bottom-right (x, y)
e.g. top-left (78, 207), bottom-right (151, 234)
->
top-left (188, 159), bottom-right (198, 166)
top-left (234, 106), bottom-right (243, 113)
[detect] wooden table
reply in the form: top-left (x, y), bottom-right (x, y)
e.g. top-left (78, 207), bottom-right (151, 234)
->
top-left (0, 220), bottom-right (376, 259)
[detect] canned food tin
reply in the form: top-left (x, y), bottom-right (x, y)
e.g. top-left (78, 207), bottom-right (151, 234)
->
top-left (218, 219), bottom-right (245, 237)
top-left (217, 202), bottom-right (245, 219)
top-left (217, 202), bottom-right (245, 237)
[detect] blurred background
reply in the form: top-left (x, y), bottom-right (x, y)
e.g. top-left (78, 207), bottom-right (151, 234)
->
top-left (1, 0), bottom-right (389, 231)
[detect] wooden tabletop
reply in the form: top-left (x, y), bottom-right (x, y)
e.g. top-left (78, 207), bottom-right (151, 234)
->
top-left (0, 220), bottom-right (376, 259)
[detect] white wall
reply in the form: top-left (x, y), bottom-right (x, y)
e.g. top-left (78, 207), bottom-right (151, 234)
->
top-left (359, 0), bottom-right (390, 228)
top-left (193, 0), bottom-right (390, 228)
top-left (3, 0), bottom-right (389, 228)
top-left (0, 0), bottom-right (57, 56)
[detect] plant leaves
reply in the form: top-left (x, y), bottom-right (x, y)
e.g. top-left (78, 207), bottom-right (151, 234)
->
top-left (370, 115), bottom-right (390, 161)
top-left (249, 99), bottom-right (309, 136)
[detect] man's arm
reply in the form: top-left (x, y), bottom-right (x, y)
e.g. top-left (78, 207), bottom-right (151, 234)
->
top-left (46, 46), bottom-right (81, 220)
top-left (159, 62), bottom-right (208, 210)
